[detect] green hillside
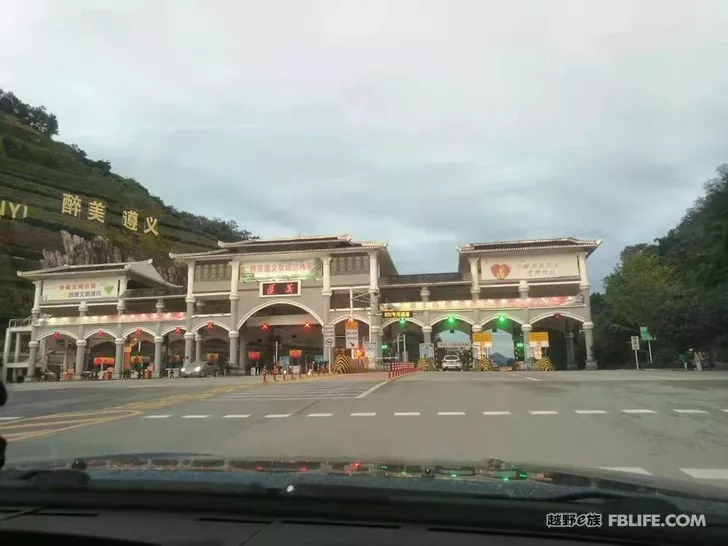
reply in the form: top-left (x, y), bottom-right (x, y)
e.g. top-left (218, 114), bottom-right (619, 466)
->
top-left (0, 88), bottom-right (255, 322)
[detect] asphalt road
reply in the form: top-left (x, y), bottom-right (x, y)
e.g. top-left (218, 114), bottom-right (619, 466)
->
top-left (2, 370), bottom-right (728, 486)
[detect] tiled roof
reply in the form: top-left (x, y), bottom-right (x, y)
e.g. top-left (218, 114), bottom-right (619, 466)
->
top-left (17, 259), bottom-right (178, 288)
top-left (458, 237), bottom-right (602, 254)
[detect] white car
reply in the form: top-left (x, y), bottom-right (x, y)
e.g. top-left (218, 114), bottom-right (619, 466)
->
top-left (441, 354), bottom-right (463, 371)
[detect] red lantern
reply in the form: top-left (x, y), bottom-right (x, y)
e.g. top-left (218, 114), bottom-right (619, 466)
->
top-left (174, 327), bottom-right (183, 335)
top-left (206, 322), bottom-right (214, 330)
top-left (52, 331), bottom-right (61, 340)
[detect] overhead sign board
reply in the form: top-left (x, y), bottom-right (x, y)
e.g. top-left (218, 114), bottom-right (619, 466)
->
top-left (42, 277), bottom-right (121, 302)
top-left (472, 332), bottom-right (492, 343)
top-left (528, 331), bottom-right (550, 348)
top-left (639, 327), bottom-right (654, 341)
top-left (241, 259), bottom-right (321, 282)
top-left (383, 310), bottom-right (412, 319)
top-left (419, 343), bottom-right (435, 358)
top-left (438, 342), bottom-right (471, 349)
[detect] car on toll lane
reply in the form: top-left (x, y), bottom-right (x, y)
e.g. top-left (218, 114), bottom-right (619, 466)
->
top-left (441, 354), bottom-right (463, 371)
top-left (179, 361), bottom-right (220, 378)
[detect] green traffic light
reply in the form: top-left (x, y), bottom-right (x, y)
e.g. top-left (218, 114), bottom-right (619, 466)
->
top-left (447, 316), bottom-right (455, 324)
top-left (381, 344), bottom-right (389, 350)
top-left (498, 315), bottom-right (506, 323)
top-left (399, 318), bottom-right (406, 324)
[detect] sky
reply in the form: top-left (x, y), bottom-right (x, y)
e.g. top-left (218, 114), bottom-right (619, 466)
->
top-left (2, 0), bottom-right (727, 290)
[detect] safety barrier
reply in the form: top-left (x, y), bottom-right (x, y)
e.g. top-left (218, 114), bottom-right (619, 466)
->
top-left (388, 361), bottom-right (415, 378)
top-left (334, 354), bottom-right (354, 374)
top-left (477, 357), bottom-right (495, 371)
top-left (534, 356), bottom-right (555, 371)
top-left (417, 357), bottom-right (434, 371)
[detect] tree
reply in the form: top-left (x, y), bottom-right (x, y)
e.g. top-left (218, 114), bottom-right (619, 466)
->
top-left (603, 250), bottom-right (684, 339)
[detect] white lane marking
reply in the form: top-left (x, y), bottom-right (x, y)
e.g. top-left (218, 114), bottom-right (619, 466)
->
top-left (483, 411), bottom-right (511, 416)
top-left (143, 415), bottom-right (172, 419)
top-left (673, 409), bottom-right (710, 414)
top-left (680, 469), bottom-right (728, 479)
top-left (182, 415), bottom-right (210, 419)
top-left (438, 411), bottom-right (466, 416)
top-left (722, 409), bottom-right (728, 413)
top-left (264, 414), bottom-right (291, 418)
top-left (529, 410), bottom-right (558, 415)
top-left (394, 412), bottom-right (420, 416)
top-left (622, 409), bottom-right (657, 414)
top-left (356, 380), bottom-right (389, 398)
top-left (222, 414), bottom-right (250, 419)
top-left (307, 413), bottom-right (333, 417)
top-left (525, 377), bottom-right (541, 382)
top-left (600, 467), bottom-right (652, 475)
top-left (351, 412), bottom-right (376, 417)
top-left (0, 416), bottom-right (22, 421)
top-left (575, 410), bottom-right (608, 414)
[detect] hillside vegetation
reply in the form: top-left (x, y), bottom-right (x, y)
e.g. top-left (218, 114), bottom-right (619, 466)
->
top-left (0, 88), bottom-right (255, 322)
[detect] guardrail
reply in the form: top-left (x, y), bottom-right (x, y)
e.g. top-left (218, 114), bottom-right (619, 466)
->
top-left (388, 362), bottom-right (415, 378)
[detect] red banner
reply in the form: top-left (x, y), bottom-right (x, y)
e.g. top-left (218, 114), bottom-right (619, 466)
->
top-left (289, 349), bottom-right (302, 358)
top-left (248, 351), bottom-right (261, 360)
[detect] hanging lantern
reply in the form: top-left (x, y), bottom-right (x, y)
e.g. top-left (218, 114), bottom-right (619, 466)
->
top-left (52, 331), bottom-right (61, 340)
top-left (206, 322), bottom-right (214, 330)
top-left (175, 327), bottom-right (183, 335)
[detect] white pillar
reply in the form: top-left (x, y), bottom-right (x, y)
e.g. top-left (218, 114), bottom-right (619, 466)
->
top-left (577, 253), bottom-right (589, 285)
top-left (13, 332), bottom-right (21, 362)
top-left (75, 339), bottom-right (87, 375)
top-left (32, 280), bottom-right (42, 314)
top-left (114, 338), bottom-right (125, 378)
top-left (195, 333), bottom-right (203, 362)
top-left (368, 251), bottom-right (379, 292)
top-left (322, 256), bottom-right (332, 295)
top-left (583, 321), bottom-right (597, 369)
top-left (187, 261), bottom-right (196, 297)
top-left (229, 261), bottom-right (240, 367)
top-left (521, 323), bottom-right (532, 367)
top-left (3, 329), bottom-right (11, 367)
top-left (153, 336), bottom-right (164, 378)
top-left (469, 257), bottom-right (479, 293)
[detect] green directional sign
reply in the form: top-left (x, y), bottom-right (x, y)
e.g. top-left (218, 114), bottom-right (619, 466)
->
top-left (639, 326), bottom-right (654, 341)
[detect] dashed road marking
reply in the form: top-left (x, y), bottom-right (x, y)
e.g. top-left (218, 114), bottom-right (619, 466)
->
top-left (673, 409), bottom-right (709, 414)
top-left (575, 410), bottom-right (608, 414)
top-left (622, 409), bottom-right (657, 414)
top-left (0, 416), bottom-right (22, 421)
top-left (529, 410), bottom-right (558, 415)
top-left (143, 415), bottom-right (172, 419)
top-left (525, 377), bottom-right (541, 382)
top-left (264, 414), bottom-right (291, 418)
top-left (438, 411), bottom-right (466, 416)
top-left (181, 415), bottom-right (210, 419)
top-left (307, 413), bottom-right (333, 417)
top-left (351, 412), bottom-right (376, 417)
top-left (483, 411), bottom-right (511, 416)
top-left (393, 412), bottom-right (420, 416)
top-left (222, 414), bottom-right (250, 419)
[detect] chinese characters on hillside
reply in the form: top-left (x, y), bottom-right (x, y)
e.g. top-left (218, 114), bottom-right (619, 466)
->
top-left (60, 193), bottom-right (159, 236)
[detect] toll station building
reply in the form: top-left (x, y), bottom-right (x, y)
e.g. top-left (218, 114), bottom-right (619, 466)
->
top-left (4, 234), bottom-right (601, 380)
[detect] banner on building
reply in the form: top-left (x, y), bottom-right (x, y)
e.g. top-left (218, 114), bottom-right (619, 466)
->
top-left (240, 259), bottom-right (322, 282)
top-left (41, 277), bottom-right (122, 302)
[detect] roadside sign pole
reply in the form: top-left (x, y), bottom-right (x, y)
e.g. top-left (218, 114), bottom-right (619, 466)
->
top-left (647, 340), bottom-right (653, 365)
top-left (635, 348), bottom-right (639, 370)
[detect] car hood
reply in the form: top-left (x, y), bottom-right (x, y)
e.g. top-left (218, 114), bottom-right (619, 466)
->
top-left (4, 452), bottom-right (728, 504)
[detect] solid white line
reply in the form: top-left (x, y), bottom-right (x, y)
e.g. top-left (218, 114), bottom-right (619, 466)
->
top-left (483, 411), bottom-right (511, 416)
top-left (307, 413), bottom-right (333, 417)
top-left (182, 415), bottom-right (210, 419)
top-left (680, 468), bottom-right (728, 479)
top-left (575, 410), bottom-right (608, 414)
top-left (394, 412), bottom-right (420, 416)
top-left (600, 467), bottom-right (652, 475)
top-left (622, 409), bottom-right (657, 414)
top-left (673, 409), bottom-right (709, 414)
top-left (264, 414), bottom-right (291, 418)
top-left (438, 411), bottom-right (466, 416)
top-left (525, 377), bottom-right (541, 382)
top-left (222, 414), bottom-right (250, 419)
top-left (0, 416), bottom-right (22, 421)
top-left (356, 380), bottom-right (389, 399)
top-left (143, 415), bottom-right (172, 419)
top-left (529, 410), bottom-right (558, 415)
top-left (351, 412), bottom-right (376, 417)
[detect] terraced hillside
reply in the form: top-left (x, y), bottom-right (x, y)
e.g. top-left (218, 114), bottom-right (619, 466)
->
top-left (0, 90), bottom-right (254, 323)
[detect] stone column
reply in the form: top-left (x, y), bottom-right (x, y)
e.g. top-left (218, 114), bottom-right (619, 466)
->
top-left (322, 257), bottom-right (333, 367)
top-left (75, 339), bottom-right (87, 375)
top-left (195, 332), bottom-right (203, 362)
top-left (229, 261), bottom-right (240, 368)
top-left (13, 332), bottom-right (21, 363)
top-left (469, 257), bottom-right (481, 326)
top-left (27, 280), bottom-right (43, 376)
top-left (420, 286), bottom-right (431, 341)
top-left (583, 322), bottom-right (597, 370)
top-left (3, 331), bottom-right (11, 369)
top-left (422, 326), bottom-right (432, 344)
top-left (239, 329), bottom-right (247, 374)
top-left (153, 336), bottom-right (163, 378)
top-left (565, 320), bottom-right (576, 370)
top-left (184, 261), bottom-right (196, 363)
top-left (521, 323), bottom-right (532, 368)
top-left (115, 337), bottom-right (125, 378)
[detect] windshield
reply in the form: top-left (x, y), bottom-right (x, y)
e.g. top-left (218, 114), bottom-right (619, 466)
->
top-left (1, 0), bottom-right (728, 515)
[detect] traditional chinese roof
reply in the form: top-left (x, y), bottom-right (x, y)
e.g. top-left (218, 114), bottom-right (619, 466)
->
top-left (170, 234), bottom-right (398, 275)
top-left (380, 272), bottom-right (467, 287)
top-left (456, 237), bottom-right (601, 272)
top-left (17, 259), bottom-right (179, 288)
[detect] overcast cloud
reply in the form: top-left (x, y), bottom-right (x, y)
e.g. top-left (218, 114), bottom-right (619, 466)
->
top-left (2, 0), bottom-right (727, 286)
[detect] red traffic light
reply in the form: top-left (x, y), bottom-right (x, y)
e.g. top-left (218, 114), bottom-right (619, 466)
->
top-left (553, 313), bottom-right (562, 320)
